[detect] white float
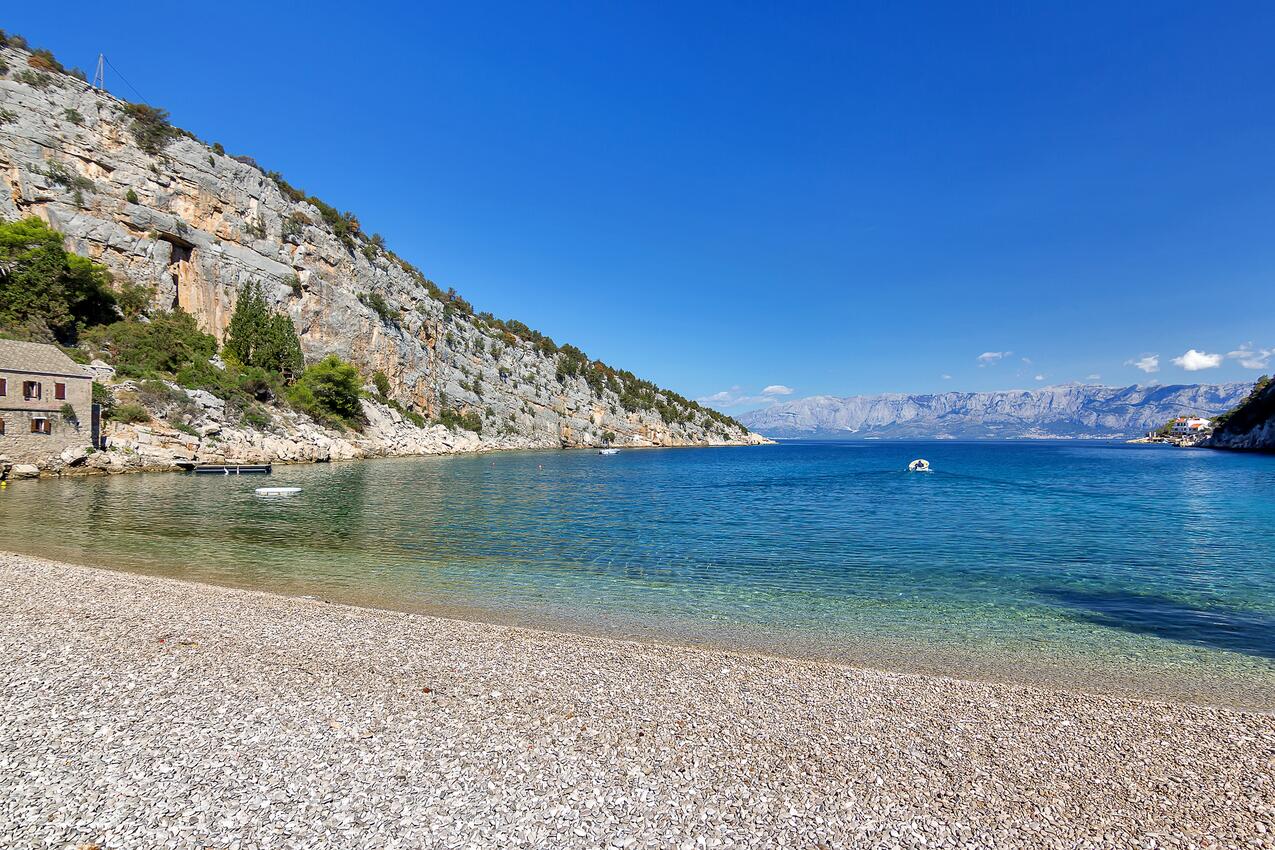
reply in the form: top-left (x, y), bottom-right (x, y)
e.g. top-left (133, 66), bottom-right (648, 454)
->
top-left (255, 487), bottom-right (302, 497)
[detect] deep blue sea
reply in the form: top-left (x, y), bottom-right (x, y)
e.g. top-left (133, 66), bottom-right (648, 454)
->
top-left (3, 440), bottom-right (1273, 706)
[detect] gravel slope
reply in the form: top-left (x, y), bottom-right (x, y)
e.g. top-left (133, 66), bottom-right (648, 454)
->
top-left (1, 552), bottom-right (1272, 849)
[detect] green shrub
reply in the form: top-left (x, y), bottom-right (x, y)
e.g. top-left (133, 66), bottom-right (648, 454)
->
top-left (112, 403), bottom-right (150, 424)
top-left (124, 103), bottom-right (177, 155)
top-left (438, 407), bottom-right (482, 434)
top-left (14, 69), bottom-right (55, 89)
top-left (63, 108), bottom-right (83, 125)
top-left (0, 109), bottom-right (17, 125)
top-left (372, 371), bottom-right (391, 399)
top-left (358, 291), bottom-right (397, 324)
top-left (0, 217), bottom-right (117, 343)
top-left (114, 280), bottom-right (153, 320)
top-left (287, 355), bottom-right (365, 428)
top-left (125, 188), bottom-right (139, 204)
top-left (57, 344), bottom-right (90, 364)
top-left (236, 402), bottom-right (272, 430)
top-left (282, 213), bottom-right (306, 241)
top-left (212, 142), bottom-right (225, 155)
top-left (91, 381), bottom-right (114, 410)
top-left (0, 30), bottom-right (27, 49)
top-left (1212, 375), bottom-right (1274, 434)
top-left (59, 402), bottom-right (79, 425)
top-left (37, 160), bottom-right (93, 194)
top-left (137, 378), bottom-right (196, 413)
top-left (83, 311), bottom-right (216, 377)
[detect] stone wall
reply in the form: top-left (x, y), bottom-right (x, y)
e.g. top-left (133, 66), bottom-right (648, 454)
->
top-left (0, 369), bottom-right (93, 464)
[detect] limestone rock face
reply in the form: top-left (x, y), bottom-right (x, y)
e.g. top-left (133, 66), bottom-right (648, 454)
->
top-left (0, 45), bottom-right (767, 467)
top-left (82, 383), bottom-right (578, 474)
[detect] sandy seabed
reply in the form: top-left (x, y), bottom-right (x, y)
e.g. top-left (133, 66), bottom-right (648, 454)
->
top-left (1, 552), bottom-right (1272, 849)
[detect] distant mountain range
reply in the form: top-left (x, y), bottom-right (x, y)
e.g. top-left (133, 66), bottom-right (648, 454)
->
top-left (738, 383), bottom-right (1252, 440)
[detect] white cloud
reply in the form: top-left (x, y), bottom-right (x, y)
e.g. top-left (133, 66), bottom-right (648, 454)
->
top-left (1021, 357), bottom-right (1033, 365)
top-left (699, 384), bottom-right (796, 410)
top-left (977, 351), bottom-right (1011, 366)
top-left (941, 374), bottom-right (952, 380)
top-left (1034, 374), bottom-right (1045, 381)
top-left (1086, 374), bottom-right (1101, 381)
top-left (1227, 344), bottom-right (1272, 370)
top-left (1172, 349), bottom-right (1223, 371)
top-left (1125, 354), bottom-right (1159, 374)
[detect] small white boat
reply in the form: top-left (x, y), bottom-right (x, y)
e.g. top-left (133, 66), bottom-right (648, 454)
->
top-left (598, 448), bottom-right (619, 455)
top-left (255, 486), bottom-right (302, 497)
top-left (907, 459), bottom-right (931, 473)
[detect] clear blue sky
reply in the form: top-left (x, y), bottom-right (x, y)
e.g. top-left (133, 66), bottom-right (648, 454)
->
top-left (9, 2), bottom-right (1275, 411)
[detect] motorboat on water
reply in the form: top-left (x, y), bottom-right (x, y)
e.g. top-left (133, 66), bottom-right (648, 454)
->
top-left (255, 486), bottom-right (302, 497)
top-left (907, 458), bottom-right (931, 472)
top-left (598, 448), bottom-right (619, 455)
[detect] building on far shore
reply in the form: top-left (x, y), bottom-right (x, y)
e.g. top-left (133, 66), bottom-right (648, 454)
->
top-left (1170, 416), bottom-right (1213, 438)
top-left (0, 340), bottom-right (96, 463)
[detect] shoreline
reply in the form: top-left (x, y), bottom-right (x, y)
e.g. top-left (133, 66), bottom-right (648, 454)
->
top-left (3, 536), bottom-right (1273, 713)
top-left (2, 552), bottom-right (1272, 847)
top-left (2, 431), bottom-right (775, 481)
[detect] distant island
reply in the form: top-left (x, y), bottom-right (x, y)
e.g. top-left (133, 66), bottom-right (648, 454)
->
top-left (739, 383), bottom-right (1252, 440)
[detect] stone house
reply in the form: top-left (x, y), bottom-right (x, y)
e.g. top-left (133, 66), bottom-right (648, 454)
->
top-left (0, 340), bottom-right (95, 463)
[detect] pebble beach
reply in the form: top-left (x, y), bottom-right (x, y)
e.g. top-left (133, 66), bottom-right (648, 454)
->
top-left (1, 552), bottom-right (1272, 849)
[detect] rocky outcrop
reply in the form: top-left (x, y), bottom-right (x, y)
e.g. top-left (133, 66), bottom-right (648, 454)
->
top-left (0, 43), bottom-right (766, 467)
top-left (740, 383), bottom-right (1252, 440)
top-left (1204, 379), bottom-right (1275, 452)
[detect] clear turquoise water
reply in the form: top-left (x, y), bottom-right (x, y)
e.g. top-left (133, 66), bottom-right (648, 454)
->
top-left (3, 441), bottom-right (1273, 706)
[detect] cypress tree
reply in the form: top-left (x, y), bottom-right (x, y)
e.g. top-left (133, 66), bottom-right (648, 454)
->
top-left (224, 280), bottom-right (303, 377)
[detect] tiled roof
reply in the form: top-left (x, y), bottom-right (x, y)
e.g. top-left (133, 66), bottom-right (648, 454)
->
top-left (0, 339), bottom-right (91, 377)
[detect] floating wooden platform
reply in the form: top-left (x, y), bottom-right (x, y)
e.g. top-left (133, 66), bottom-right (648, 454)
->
top-left (190, 464), bottom-right (273, 475)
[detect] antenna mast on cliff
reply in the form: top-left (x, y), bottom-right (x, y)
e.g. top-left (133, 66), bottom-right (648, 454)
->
top-left (92, 54), bottom-right (105, 91)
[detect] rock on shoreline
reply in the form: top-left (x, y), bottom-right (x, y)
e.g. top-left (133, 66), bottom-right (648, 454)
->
top-left (1, 552), bottom-right (1271, 848)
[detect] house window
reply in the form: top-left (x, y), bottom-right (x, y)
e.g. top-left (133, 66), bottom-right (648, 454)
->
top-left (31, 417), bottom-right (51, 434)
top-left (0, 416), bottom-right (5, 435)
top-left (0, 377), bottom-right (6, 396)
top-left (23, 380), bottom-right (41, 400)
top-left (55, 382), bottom-right (66, 400)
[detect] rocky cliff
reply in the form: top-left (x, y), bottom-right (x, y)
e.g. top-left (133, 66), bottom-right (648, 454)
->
top-left (0, 40), bottom-right (764, 472)
top-left (1204, 377), bottom-right (1275, 452)
top-left (740, 383), bottom-right (1251, 440)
